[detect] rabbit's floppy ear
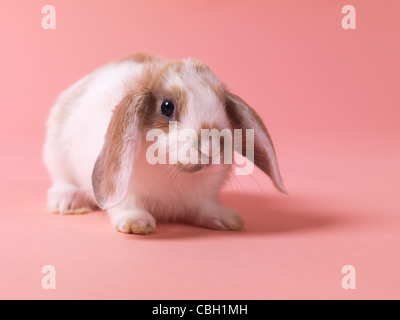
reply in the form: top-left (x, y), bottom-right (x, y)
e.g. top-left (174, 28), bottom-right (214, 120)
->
top-left (92, 90), bottom-right (152, 209)
top-left (225, 91), bottom-right (287, 193)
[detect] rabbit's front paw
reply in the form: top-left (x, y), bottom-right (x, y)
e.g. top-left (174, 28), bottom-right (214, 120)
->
top-left (47, 183), bottom-right (97, 214)
top-left (110, 209), bottom-right (156, 235)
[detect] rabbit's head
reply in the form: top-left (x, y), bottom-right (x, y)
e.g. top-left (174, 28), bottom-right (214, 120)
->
top-left (92, 58), bottom-right (286, 209)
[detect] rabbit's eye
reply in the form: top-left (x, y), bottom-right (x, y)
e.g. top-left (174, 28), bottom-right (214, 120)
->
top-left (161, 100), bottom-right (174, 118)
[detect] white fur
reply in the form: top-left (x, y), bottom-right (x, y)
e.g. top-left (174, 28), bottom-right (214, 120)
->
top-left (43, 57), bottom-right (244, 234)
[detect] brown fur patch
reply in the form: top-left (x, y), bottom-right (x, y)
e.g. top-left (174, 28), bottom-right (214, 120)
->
top-left (110, 60), bottom-right (190, 139)
top-left (225, 91), bottom-right (275, 176)
top-left (192, 59), bottom-right (210, 73)
top-left (151, 117), bottom-right (170, 133)
top-left (92, 76), bottom-right (155, 208)
top-left (162, 60), bottom-right (185, 74)
top-left (97, 94), bottom-right (137, 197)
top-left (189, 60), bottom-right (225, 102)
top-left (118, 52), bottom-right (161, 64)
top-left (169, 85), bottom-right (188, 118)
top-left (151, 63), bottom-right (189, 121)
top-left (207, 79), bottom-right (225, 102)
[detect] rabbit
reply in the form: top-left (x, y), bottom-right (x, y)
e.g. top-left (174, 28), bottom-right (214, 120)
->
top-left (43, 53), bottom-right (287, 234)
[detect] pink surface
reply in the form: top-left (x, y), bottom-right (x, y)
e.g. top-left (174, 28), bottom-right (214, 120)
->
top-left (1, 0), bottom-right (399, 299)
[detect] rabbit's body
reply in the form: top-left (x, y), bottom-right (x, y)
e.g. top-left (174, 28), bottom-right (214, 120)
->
top-left (45, 61), bottom-right (142, 213)
top-left (44, 54), bottom-right (285, 234)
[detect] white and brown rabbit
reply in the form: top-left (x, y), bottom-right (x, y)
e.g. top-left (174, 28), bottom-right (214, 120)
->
top-left (43, 53), bottom-right (286, 234)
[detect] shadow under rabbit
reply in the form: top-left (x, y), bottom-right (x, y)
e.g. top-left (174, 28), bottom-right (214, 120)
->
top-left (131, 192), bottom-right (353, 240)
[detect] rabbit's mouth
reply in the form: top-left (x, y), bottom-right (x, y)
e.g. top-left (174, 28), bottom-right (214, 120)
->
top-left (175, 163), bottom-right (206, 173)
top-left (175, 160), bottom-right (225, 174)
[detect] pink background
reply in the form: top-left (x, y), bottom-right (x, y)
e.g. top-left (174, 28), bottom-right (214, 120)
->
top-left (1, 0), bottom-right (399, 299)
